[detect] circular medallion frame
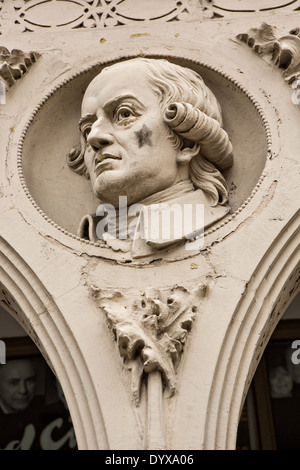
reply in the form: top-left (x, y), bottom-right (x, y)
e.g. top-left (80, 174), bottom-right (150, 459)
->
top-left (17, 54), bottom-right (271, 263)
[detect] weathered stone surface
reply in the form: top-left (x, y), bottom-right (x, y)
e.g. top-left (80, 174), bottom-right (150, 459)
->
top-left (0, 0), bottom-right (299, 451)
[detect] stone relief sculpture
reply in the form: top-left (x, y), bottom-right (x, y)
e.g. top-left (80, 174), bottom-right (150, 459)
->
top-left (237, 23), bottom-right (300, 88)
top-left (207, 0), bottom-right (300, 16)
top-left (0, 46), bottom-right (39, 89)
top-left (2, 0), bottom-right (297, 452)
top-left (65, 58), bottom-right (231, 439)
top-left (8, 0), bottom-right (205, 31)
top-left (91, 283), bottom-right (207, 404)
top-left (3, 0), bottom-right (300, 32)
top-left (67, 58), bottom-right (233, 258)
top-left (90, 281), bottom-right (208, 448)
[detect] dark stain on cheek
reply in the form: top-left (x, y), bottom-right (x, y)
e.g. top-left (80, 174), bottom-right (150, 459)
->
top-left (134, 124), bottom-right (153, 148)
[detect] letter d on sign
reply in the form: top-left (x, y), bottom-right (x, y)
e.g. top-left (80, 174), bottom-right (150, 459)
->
top-left (0, 340), bottom-right (6, 364)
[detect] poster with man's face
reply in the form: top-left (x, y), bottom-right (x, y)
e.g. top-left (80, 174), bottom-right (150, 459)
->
top-left (0, 354), bottom-right (77, 450)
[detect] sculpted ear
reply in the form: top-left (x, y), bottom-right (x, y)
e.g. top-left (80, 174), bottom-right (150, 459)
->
top-left (176, 142), bottom-right (200, 164)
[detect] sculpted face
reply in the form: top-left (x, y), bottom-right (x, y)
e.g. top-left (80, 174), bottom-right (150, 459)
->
top-left (80, 61), bottom-right (192, 207)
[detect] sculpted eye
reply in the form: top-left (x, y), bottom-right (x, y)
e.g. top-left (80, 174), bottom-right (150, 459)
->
top-left (115, 106), bottom-right (135, 123)
top-left (78, 114), bottom-right (96, 141)
top-left (83, 126), bottom-right (91, 140)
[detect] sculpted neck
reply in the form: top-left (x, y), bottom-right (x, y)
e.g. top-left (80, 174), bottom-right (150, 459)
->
top-left (137, 180), bottom-right (195, 207)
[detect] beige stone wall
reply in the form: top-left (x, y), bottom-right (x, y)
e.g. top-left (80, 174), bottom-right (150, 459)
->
top-left (0, 0), bottom-right (299, 450)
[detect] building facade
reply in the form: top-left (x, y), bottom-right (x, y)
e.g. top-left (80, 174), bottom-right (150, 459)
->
top-left (0, 0), bottom-right (299, 450)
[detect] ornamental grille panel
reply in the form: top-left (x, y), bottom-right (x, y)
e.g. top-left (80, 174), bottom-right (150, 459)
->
top-left (0, 0), bottom-right (204, 33)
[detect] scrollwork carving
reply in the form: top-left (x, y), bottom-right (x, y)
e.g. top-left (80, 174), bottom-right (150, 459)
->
top-left (0, 46), bottom-right (40, 89)
top-left (91, 284), bottom-right (207, 403)
top-left (9, 0), bottom-right (207, 32)
top-left (237, 23), bottom-right (300, 89)
top-left (206, 0), bottom-right (300, 18)
top-left (2, 0), bottom-right (300, 33)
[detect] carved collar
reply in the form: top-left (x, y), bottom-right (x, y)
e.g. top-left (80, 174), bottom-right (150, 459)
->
top-left (77, 181), bottom-right (229, 258)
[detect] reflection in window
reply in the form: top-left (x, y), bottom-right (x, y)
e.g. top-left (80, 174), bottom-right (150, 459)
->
top-left (236, 292), bottom-right (300, 450)
top-left (0, 339), bottom-right (77, 450)
top-left (265, 340), bottom-right (300, 449)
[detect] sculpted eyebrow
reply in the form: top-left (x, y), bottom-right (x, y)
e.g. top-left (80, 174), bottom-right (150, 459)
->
top-left (78, 95), bottom-right (144, 131)
top-left (103, 94), bottom-right (145, 112)
top-left (78, 114), bottom-right (96, 131)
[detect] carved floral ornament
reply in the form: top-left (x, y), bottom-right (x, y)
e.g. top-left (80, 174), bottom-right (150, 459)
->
top-left (90, 283), bottom-right (208, 404)
top-left (237, 23), bottom-right (300, 93)
top-left (0, 46), bottom-right (40, 89)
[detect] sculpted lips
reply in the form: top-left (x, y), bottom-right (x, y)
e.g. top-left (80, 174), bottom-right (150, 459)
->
top-left (94, 153), bottom-right (121, 175)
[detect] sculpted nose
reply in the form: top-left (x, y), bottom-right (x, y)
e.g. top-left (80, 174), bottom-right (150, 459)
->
top-left (87, 121), bottom-right (114, 152)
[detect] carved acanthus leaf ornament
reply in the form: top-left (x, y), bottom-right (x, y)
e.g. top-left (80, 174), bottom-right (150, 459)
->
top-left (91, 284), bottom-right (207, 403)
top-left (237, 23), bottom-right (300, 85)
top-left (0, 46), bottom-right (40, 89)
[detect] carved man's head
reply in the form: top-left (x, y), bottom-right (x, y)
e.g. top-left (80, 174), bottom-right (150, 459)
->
top-left (67, 58), bottom-right (233, 207)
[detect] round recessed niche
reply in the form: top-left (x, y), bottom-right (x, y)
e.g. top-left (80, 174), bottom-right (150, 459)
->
top-left (19, 55), bottom-right (270, 260)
